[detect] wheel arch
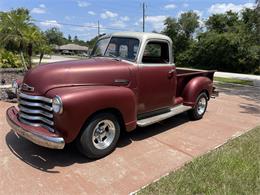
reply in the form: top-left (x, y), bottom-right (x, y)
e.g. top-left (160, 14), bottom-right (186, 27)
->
top-left (79, 107), bottom-right (126, 136)
top-left (182, 76), bottom-right (213, 107)
top-left (47, 86), bottom-right (137, 143)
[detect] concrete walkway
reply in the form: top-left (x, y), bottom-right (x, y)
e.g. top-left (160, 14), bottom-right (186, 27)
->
top-left (215, 71), bottom-right (260, 80)
top-left (215, 71), bottom-right (260, 86)
top-left (0, 84), bottom-right (259, 195)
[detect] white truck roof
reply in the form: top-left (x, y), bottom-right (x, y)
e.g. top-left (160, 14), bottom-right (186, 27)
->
top-left (103, 31), bottom-right (172, 44)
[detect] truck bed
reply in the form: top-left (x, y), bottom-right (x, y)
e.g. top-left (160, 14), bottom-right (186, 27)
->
top-left (175, 68), bottom-right (215, 98)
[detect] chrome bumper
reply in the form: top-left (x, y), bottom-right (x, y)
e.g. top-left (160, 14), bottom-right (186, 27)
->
top-left (6, 106), bottom-right (65, 149)
top-left (211, 87), bottom-right (219, 98)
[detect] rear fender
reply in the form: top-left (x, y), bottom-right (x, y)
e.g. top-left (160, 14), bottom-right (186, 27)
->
top-left (47, 86), bottom-right (137, 143)
top-left (182, 76), bottom-right (213, 107)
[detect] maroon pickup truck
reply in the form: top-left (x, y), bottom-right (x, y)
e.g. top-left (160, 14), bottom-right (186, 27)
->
top-left (6, 32), bottom-right (218, 159)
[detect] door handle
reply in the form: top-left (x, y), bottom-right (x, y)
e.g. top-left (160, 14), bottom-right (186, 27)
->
top-left (169, 69), bottom-right (175, 74)
top-left (168, 69), bottom-right (175, 78)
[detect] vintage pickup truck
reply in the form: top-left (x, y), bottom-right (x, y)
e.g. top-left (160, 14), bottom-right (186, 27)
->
top-left (6, 32), bottom-right (218, 159)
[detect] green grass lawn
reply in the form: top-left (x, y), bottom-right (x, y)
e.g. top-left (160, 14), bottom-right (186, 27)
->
top-left (138, 126), bottom-right (260, 195)
top-left (214, 77), bottom-right (254, 86)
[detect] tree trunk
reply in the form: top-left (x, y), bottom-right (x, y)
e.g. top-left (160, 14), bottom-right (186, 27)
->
top-left (39, 52), bottom-right (44, 65)
top-left (19, 42), bottom-right (28, 71)
top-left (20, 51), bottom-right (28, 71)
top-left (27, 43), bottom-right (33, 69)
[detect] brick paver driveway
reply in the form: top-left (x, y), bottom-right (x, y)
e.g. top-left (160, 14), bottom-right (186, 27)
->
top-left (0, 84), bottom-right (259, 195)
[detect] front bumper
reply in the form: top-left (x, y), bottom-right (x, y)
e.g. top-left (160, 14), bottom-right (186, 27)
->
top-left (6, 106), bottom-right (65, 149)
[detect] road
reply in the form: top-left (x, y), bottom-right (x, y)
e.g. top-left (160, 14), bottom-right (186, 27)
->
top-left (0, 83), bottom-right (259, 194)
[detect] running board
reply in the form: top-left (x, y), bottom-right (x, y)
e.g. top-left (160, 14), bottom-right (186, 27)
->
top-left (137, 105), bottom-right (192, 127)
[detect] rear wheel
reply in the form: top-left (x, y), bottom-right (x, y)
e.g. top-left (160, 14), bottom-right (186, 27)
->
top-left (77, 112), bottom-right (120, 159)
top-left (188, 92), bottom-right (208, 120)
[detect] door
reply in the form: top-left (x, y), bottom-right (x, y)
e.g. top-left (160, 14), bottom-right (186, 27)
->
top-left (137, 40), bottom-right (176, 114)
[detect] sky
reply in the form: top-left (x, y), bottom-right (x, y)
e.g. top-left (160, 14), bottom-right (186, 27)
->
top-left (0, 0), bottom-right (257, 41)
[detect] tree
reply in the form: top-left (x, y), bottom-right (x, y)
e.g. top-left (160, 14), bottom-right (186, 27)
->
top-left (178, 12), bottom-right (200, 38)
top-left (0, 8), bottom-right (33, 69)
top-left (178, 10), bottom-right (260, 74)
top-left (44, 27), bottom-right (65, 45)
top-left (86, 35), bottom-right (102, 50)
top-left (68, 34), bottom-right (72, 42)
top-left (163, 11), bottom-right (199, 61)
top-left (205, 11), bottom-right (240, 33)
top-left (73, 35), bottom-right (79, 43)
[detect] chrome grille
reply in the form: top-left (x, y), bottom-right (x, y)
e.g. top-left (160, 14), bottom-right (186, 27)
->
top-left (18, 93), bottom-right (54, 132)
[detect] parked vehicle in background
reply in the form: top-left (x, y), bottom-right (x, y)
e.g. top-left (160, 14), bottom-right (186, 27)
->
top-left (6, 32), bottom-right (218, 159)
top-left (61, 50), bottom-right (73, 55)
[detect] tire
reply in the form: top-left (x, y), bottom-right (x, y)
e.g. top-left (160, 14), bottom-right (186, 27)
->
top-left (188, 92), bottom-right (208, 120)
top-left (77, 112), bottom-right (121, 159)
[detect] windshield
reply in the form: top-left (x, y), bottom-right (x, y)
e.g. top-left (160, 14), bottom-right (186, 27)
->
top-left (91, 37), bottom-right (140, 61)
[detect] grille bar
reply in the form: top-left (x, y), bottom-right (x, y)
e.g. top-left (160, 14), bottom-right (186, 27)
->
top-left (19, 92), bottom-right (53, 103)
top-left (19, 100), bottom-right (53, 111)
top-left (18, 93), bottom-right (54, 132)
top-left (18, 105), bottom-right (53, 118)
top-left (19, 113), bottom-right (54, 126)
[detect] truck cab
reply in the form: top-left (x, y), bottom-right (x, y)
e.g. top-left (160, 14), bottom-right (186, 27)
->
top-left (6, 32), bottom-right (217, 159)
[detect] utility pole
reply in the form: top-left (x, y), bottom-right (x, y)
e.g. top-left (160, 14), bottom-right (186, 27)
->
top-left (97, 20), bottom-right (100, 36)
top-left (142, 2), bottom-right (146, 32)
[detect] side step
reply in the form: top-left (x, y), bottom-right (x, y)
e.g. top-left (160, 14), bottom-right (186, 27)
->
top-left (137, 105), bottom-right (192, 127)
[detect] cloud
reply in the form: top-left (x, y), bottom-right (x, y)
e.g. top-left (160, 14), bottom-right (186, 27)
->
top-left (194, 10), bottom-right (203, 18)
top-left (208, 3), bottom-right (255, 14)
top-left (100, 10), bottom-right (118, 19)
top-left (31, 4), bottom-right (46, 14)
top-left (88, 11), bottom-right (96, 15)
top-left (140, 15), bottom-right (167, 31)
top-left (183, 3), bottom-right (189, 8)
top-left (77, 1), bottom-right (90, 7)
top-left (164, 4), bottom-right (176, 9)
top-left (120, 16), bottom-right (129, 21)
top-left (40, 20), bottom-right (62, 28)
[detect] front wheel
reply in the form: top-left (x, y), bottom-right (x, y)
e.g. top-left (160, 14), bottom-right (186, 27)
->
top-left (188, 92), bottom-right (208, 120)
top-left (77, 112), bottom-right (120, 159)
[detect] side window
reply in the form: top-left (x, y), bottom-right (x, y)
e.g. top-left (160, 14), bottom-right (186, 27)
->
top-left (142, 41), bottom-right (169, 64)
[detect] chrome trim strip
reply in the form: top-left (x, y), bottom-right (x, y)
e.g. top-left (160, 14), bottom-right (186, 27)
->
top-left (19, 117), bottom-right (55, 133)
top-left (19, 100), bottom-right (53, 111)
top-left (19, 93), bottom-right (52, 103)
top-left (6, 110), bottom-right (64, 149)
top-left (18, 105), bottom-right (53, 118)
top-left (19, 113), bottom-right (54, 126)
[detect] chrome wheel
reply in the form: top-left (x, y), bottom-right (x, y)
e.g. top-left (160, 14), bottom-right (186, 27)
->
top-left (197, 97), bottom-right (207, 115)
top-left (92, 120), bottom-right (116, 150)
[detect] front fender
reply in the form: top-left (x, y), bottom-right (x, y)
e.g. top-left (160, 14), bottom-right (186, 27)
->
top-left (47, 86), bottom-right (137, 143)
top-left (182, 77), bottom-right (213, 107)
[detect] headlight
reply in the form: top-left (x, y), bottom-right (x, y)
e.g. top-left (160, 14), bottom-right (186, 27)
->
top-left (52, 96), bottom-right (63, 114)
top-left (12, 80), bottom-right (18, 94)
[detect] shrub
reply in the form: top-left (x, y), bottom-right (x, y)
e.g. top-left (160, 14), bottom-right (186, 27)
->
top-left (0, 49), bottom-right (23, 68)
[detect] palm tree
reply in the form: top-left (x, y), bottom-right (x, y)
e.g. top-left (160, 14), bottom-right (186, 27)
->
top-left (0, 8), bottom-right (44, 70)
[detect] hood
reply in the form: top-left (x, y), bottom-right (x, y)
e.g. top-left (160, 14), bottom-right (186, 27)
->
top-left (22, 58), bottom-right (132, 95)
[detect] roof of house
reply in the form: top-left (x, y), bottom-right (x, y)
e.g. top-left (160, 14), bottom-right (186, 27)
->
top-left (57, 44), bottom-right (88, 51)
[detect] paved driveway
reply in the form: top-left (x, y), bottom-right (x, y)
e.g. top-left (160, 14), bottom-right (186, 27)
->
top-left (0, 84), bottom-right (259, 195)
